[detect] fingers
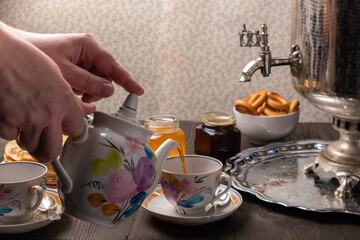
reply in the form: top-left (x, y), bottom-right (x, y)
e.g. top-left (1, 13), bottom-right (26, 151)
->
top-left (0, 123), bottom-right (19, 140)
top-left (17, 126), bottom-right (42, 154)
top-left (30, 123), bottom-right (63, 163)
top-left (81, 37), bottom-right (144, 96)
top-left (63, 62), bottom-right (115, 98)
top-left (15, 96), bottom-right (86, 163)
top-left (35, 33), bottom-right (144, 98)
top-left (81, 93), bottom-right (102, 103)
top-left (71, 88), bottom-right (102, 103)
top-left (107, 63), bottom-right (144, 96)
top-left (61, 97), bottom-right (86, 137)
top-left (77, 98), bottom-right (96, 115)
top-left (67, 60), bottom-right (144, 99)
top-left (29, 101), bottom-right (85, 163)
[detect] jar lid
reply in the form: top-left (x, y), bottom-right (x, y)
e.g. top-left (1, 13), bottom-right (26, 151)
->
top-left (144, 115), bottom-right (179, 133)
top-left (201, 112), bottom-right (235, 126)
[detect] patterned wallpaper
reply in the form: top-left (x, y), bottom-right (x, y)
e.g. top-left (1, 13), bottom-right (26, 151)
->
top-left (0, 0), bottom-right (332, 121)
top-left (0, 0), bottom-right (332, 153)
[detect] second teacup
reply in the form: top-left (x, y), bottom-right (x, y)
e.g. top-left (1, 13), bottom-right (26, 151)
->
top-left (160, 155), bottom-right (232, 215)
top-left (0, 161), bottom-right (47, 224)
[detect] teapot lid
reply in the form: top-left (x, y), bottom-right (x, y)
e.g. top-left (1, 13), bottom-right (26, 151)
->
top-left (96, 93), bottom-right (153, 143)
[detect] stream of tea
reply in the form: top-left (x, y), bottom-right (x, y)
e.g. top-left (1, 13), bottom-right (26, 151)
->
top-left (177, 147), bottom-right (187, 174)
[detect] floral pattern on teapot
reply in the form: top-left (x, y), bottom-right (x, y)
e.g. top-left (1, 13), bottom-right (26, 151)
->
top-left (85, 137), bottom-right (157, 224)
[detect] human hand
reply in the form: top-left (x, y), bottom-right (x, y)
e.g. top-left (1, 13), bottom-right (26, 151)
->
top-left (0, 25), bottom-right (93, 163)
top-left (12, 30), bottom-right (144, 103)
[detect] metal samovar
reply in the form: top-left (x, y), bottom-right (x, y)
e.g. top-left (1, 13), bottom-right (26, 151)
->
top-left (239, 0), bottom-right (360, 198)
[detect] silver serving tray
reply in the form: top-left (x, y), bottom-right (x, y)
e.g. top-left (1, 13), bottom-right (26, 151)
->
top-left (224, 140), bottom-right (360, 215)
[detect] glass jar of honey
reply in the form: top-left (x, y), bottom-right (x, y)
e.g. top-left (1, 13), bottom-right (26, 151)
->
top-left (144, 115), bottom-right (186, 157)
top-left (195, 112), bottom-right (240, 163)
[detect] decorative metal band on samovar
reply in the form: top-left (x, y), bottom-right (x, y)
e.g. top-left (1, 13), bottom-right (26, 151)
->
top-left (238, 0), bottom-right (360, 198)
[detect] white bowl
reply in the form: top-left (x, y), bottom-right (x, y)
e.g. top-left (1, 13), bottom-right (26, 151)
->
top-left (233, 107), bottom-right (300, 145)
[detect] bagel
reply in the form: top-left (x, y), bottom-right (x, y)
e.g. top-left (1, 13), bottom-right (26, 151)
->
top-left (289, 99), bottom-right (300, 113)
top-left (263, 106), bottom-right (287, 116)
top-left (247, 90), bottom-right (267, 109)
top-left (235, 90), bottom-right (299, 116)
top-left (244, 91), bottom-right (257, 103)
top-left (267, 91), bottom-right (289, 111)
top-left (235, 99), bottom-right (259, 115)
top-left (256, 101), bottom-right (266, 115)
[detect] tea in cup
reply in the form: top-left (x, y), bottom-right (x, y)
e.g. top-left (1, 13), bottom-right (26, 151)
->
top-left (0, 161), bottom-right (46, 224)
top-left (160, 155), bottom-right (232, 215)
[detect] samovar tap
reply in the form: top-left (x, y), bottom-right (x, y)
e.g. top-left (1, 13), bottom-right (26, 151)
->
top-left (239, 24), bottom-right (302, 82)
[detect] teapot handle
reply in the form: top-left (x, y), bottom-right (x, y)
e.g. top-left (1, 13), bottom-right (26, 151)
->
top-left (51, 158), bottom-right (73, 194)
top-left (71, 118), bottom-right (89, 144)
top-left (51, 118), bottom-right (89, 194)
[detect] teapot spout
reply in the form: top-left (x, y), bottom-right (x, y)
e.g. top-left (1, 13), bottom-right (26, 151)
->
top-left (153, 139), bottom-right (179, 183)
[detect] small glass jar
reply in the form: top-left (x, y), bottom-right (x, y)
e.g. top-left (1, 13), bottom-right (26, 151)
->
top-left (195, 112), bottom-right (240, 163)
top-left (144, 115), bottom-right (186, 157)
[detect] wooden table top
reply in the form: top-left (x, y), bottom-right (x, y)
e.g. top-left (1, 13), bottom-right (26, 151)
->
top-left (2, 121), bottom-right (360, 240)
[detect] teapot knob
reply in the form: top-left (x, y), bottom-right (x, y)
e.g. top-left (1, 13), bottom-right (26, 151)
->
top-left (112, 93), bottom-right (140, 125)
top-left (122, 93), bottom-right (138, 117)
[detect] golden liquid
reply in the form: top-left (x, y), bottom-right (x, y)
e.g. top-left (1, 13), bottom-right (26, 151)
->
top-left (148, 129), bottom-right (186, 157)
top-left (177, 147), bottom-right (187, 174)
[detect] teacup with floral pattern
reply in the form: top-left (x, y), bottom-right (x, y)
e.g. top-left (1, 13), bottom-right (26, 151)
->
top-left (160, 155), bottom-right (231, 215)
top-left (0, 161), bottom-right (46, 223)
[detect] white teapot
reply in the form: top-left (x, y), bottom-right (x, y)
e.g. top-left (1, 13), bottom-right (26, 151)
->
top-left (52, 93), bottom-right (179, 228)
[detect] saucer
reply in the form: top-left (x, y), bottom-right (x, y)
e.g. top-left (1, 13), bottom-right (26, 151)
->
top-left (0, 188), bottom-right (63, 234)
top-left (142, 185), bottom-right (242, 226)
